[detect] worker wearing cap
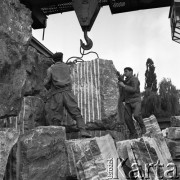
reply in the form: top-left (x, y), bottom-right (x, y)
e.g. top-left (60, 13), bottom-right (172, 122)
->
top-left (118, 67), bottom-right (146, 139)
top-left (44, 52), bottom-right (91, 138)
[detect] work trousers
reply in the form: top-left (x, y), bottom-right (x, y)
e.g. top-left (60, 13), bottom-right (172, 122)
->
top-left (45, 90), bottom-right (85, 129)
top-left (124, 101), bottom-right (145, 135)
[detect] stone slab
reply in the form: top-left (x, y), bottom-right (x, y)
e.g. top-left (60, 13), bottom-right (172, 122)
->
top-left (116, 134), bottom-right (173, 179)
top-left (66, 134), bottom-right (126, 180)
top-left (167, 127), bottom-right (180, 140)
top-left (20, 126), bottom-right (67, 180)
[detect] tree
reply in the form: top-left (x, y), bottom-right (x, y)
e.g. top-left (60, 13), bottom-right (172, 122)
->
top-left (142, 89), bottom-right (161, 118)
top-left (142, 58), bottom-right (159, 117)
top-left (145, 58), bottom-right (158, 92)
top-left (159, 78), bottom-right (179, 117)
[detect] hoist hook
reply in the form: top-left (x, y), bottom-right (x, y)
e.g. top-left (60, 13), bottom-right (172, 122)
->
top-left (80, 30), bottom-right (93, 50)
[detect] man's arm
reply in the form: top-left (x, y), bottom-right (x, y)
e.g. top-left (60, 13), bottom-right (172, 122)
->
top-left (44, 67), bottom-right (52, 90)
top-left (119, 78), bottom-right (139, 93)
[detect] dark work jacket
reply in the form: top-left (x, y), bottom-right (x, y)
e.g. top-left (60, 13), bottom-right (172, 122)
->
top-left (123, 75), bottom-right (141, 103)
top-left (44, 62), bottom-right (72, 89)
top-left (50, 62), bottom-right (71, 88)
top-left (44, 62), bottom-right (72, 99)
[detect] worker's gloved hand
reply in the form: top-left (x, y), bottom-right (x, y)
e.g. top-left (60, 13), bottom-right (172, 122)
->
top-left (116, 71), bottom-right (124, 82)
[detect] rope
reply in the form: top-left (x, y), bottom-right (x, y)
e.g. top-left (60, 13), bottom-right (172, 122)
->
top-left (66, 46), bottom-right (99, 64)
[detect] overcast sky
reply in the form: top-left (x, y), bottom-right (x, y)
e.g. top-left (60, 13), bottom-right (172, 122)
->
top-left (32, 6), bottom-right (180, 91)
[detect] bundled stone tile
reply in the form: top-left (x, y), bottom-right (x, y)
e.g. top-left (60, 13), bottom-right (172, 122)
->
top-left (116, 134), bottom-right (173, 180)
top-left (66, 134), bottom-right (126, 180)
top-left (20, 126), bottom-right (67, 180)
top-left (143, 115), bottom-right (162, 135)
top-left (0, 128), bottom-right (19, 180)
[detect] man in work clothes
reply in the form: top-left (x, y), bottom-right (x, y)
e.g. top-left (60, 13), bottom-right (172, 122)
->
top-left (44, 52), bottom-right (91, 138)
top-left (118, 67), bottom-right (146, 139)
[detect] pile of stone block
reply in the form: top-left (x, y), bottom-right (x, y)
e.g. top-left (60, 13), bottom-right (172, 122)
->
top-left (0, 1), bottom-right (173, 179)
top-left (0, 114), bottom-right (174, 180)
top-left (65, 115), bottom-right (174, 180)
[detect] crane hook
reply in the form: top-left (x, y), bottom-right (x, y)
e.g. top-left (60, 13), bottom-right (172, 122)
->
top-left (80, 30), bottom-right (93, 50)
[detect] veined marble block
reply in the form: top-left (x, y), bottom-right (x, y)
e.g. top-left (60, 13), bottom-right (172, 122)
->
top-left (63, 59), bottom-right (119, 126)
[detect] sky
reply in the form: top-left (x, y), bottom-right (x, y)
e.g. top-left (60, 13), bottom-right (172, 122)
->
top-left (32, 6), bottom-right (180, 92)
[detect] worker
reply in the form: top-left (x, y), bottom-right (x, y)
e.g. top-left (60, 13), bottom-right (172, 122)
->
top-left (44, 52), bottom-right (91, 138)
top-left (118, 67), bottom-right (146, 139)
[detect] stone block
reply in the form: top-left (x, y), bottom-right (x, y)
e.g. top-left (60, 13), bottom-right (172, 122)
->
top-left (66, 134), bottom-right (125, 179)
top-left (69, 59), bottom-right (119, 124)
top-left (116, 135), bottom-right (173, 180)
top-left (20, 126), bottom-right (67, 180)
top-left (170, 116), bottom-right (180, 127)
top-left (0, 0), bottom-right (32, 45)
top-left (167, 127), bottom-right (180, 140)
top-left (165, 138), bottom-right (180, 159)
top-left (18, 96), bottom-right (46, 133)
top-left (0, 128), bottom-right (19, 180)
top-left (173, 159), bottom-right (180, 178)
top-left (61, 59), bottom-right (128, 137)
top-left (0, 0), bottom-right (33, 118)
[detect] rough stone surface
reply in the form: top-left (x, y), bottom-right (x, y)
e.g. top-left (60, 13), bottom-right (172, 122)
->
top-left (70, 59), bottom-right (119, 124)
top-left (0, 0), bottom-right (52, 121)
top-left (165, 138), bottom-right (178, 159)
top-left (0, 0), bottom-right (32, 45)
top-left (167, 127), bottom-right (180, 140)
top-left (23, 47), bottom-right (53, 98)
top-left (0, 0), bottom-right (32, 119)
top-left (0, 128), bottom-right (19, 180)
top-left (19, 96), bottom-right (46, 132)
top-left (20, 126), bottom-right (67, 180)
top-left (170, 116), bottom-right (180, 127)
top-left (0, 0), bottom-right (57, 179)
top-left (0, 46), bottom-right (52, 128)
top-left (66, 134), bottom-right (125, 179)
